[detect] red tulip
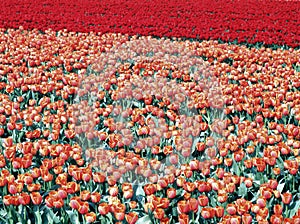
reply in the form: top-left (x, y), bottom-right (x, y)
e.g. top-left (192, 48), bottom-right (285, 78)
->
top-left (98, 202), bottom-right (110, 215)
top-left (125, 212), bottom-right (138, 224)
top-left (178, 213), bottom-right (189, 224)
top-left (177, 200), bottom-right (190, 214)
top-left (198, 195), bottom-right (209, 207)
top-left (78, 201), bottom-right (89, 214)
top-left (281, 192), bottom-right (292, 204)
top-left (85, 212), bottom-right (96, 223)
top-left (201, 207), bottom-right (215, 219)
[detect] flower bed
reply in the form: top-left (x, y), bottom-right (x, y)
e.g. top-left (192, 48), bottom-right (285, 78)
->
top-left (0, 27), bottom-right (299, 223)
top-left (0, 0), bottom-right (299, 47)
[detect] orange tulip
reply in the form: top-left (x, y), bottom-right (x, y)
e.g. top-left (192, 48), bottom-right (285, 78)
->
top-left (281, 192), bottom-right (292, 204)
top-left (167, 188), bottom-right (177, 199)
top-left (184, 182), bottom-right (196, 193)
top-left (226, 203), bottom-right (237, 215)
top-left (273, 204), bottom-right (283, 215)
top-left (18, 193), bottom-right (30, 205)
top-left (198, 195), bottom-right (209, 207)
top-left (188, 197), bottom-right (198, 213)
top-left (66, 181), bottom-right (80, 194)
top-left (154, 208), bottom-right (165, 220)
top-left (92, 172), bottom-right (106, 183)
top-left (3, 195), bottom-right (12, 206)
top-left (129, 201), bottom-right (137, 209)
top-left (85, 212), bottom-right (96, 223)
top-left (78, 201), bottom-right (89, 214)
top-left (114, 211), bottom-right (125, 221)
top-left (0, 176), bottom-right (7, 187)
top-left (98, 202), bottom-right (110, 215)
top-left (80, 190), bottom-right (91, 201)
top-left (125, 212), bottom-right (138, 224)
top-left (214, 206), bottom-right (224, 218)
top-left (30, 192), bottom-right (42, 205)
top-left (177, 200), bottom-right (190, 214)
top-left (45, 196), bottom-right (54, 208)
top-left (144, 184), bottom-right (157, 195)
top-left (69, 197), bottom-right (81, 210)
top-left (178, 213), bottom-right (189, 224)
top-left (241, 214), bottom-right (253, 224)
top-left (90, 192), bottom-right (101, 203)
top-left (201, 207), bottom-right (215, 219)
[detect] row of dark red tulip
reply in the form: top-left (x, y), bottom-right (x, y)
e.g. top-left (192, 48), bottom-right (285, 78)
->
top-left (0, 0), bottom-right (299, 47)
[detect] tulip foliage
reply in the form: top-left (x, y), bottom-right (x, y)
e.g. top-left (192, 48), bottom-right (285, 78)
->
top-left (0, 2), bottom-right (300, 224)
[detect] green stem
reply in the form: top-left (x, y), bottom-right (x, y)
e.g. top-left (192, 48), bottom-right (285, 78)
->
top-left (8, 205), bottom-right (13, 224)
top-left (292, 175), bottom-right (295, 193)
top-left (23, 205), bottom-right (27, 223)
top-left (192, 211), bottom-right (195, 224)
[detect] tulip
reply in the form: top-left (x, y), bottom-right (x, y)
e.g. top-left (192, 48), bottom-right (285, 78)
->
top-left (45, 196), bottom-right (54, 208)
top-left (144, 184), bottom-right (157, 195)
top-left (52, 198), bottom-right (64, 209)
top-left (154, 208), bottom-right (165, 220)
top-left (241, 214), bottom-right (253, 224)
top-left (226, 203), bottom-right (237, 215)
top-left (80, 190), bottom-right (91, 201)
top-left (281, 192), bottom-right (293, 204)
top-left (167, 188), bottom-right (177, 199)
top-left (257, 197), bottom-right (266, 208)
top-left (201, 207), bottom-right (215, 219)
top-left (3, 195), bottom-right (12, 206)
top-left (179, 213), bottom-right (189, 224)
top-left (125, 212), bottom-right (139, 224)
top-left (188, 197), bottom-right (198, 213)
top-left (18, 193), bottom-right (31, 205)
top-left (85, 212), bottom-right (96, 223)
top-left (177, 200), bottom-right (190, 214)
top-left (57, 188), bottom-right (68, 199)
top-left (198, 195), bottom-right (209, 207)
top-left (215, 206), bottom-right (224, 218)
top-left (78, 201), bottom-right (89, 214)
top-left (273, 204), bottom-right (283, 215)
top-left (98, 202), bottom-right (110, 215)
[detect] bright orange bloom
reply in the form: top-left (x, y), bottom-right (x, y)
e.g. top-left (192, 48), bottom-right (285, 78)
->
top-left (178, 213), bottom-right (189, 224)
top-left (78, 201), bottom-right (89, 214)
top-left (30, 192), bottom-right (42, 205)
top-left (125, 212), bottom-right (138, 224)
top-left (85, 212), bottom-right (96, 223)
top-left (98, 202), bottom-right (110, 215)
top-left (177, 200), bottom-right (190, 214)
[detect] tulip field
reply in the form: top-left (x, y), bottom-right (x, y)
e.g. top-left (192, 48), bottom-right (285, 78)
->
top-left (0, 0), bottom-right (300, 224)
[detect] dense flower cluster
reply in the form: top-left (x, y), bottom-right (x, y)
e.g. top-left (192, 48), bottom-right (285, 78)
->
top-left (0, 27), bottom-right (299, 223)
top-left (0, 0), bottom-right (299, 47)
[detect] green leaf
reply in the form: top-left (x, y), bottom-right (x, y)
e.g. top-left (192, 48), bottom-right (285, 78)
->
top-left (172, 207), bottom-right (177, 216)
top-left (250, 190), bottom-right (260, 203)
top-left (238, 182), bottom-right (247, 197)
top-left (46, 209), bottom-right (60, 224)
top-left (34, 207), bottom-right (42, 224)
top-left (135, 184), bottom-right (145, 197)
top-left (106, 213), bottom-right (113, 224)
top-left (289, 200), bottom-right (300, 217)
top-left (191, 137), bottom-right (201, 154)
top-left (46, 213), bottom-right (54, 224)
top-left (231, 159), bottom-right (240, 176)
top-left (66, 210), bottom-right (79, 224)
top-left (0, 208), bottom-right (7, 219)
top-left (277, 182), bottom-right (285, 194)
top-left (136, 215), bottom-right (152, 224)
top-left (277, 156), bottom-right (285, 171)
